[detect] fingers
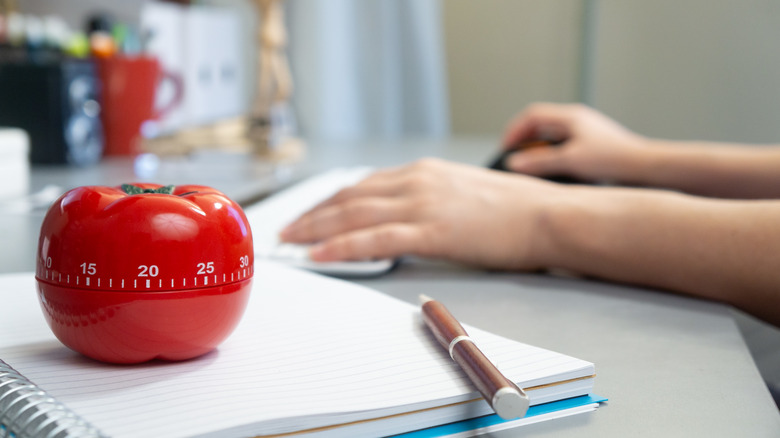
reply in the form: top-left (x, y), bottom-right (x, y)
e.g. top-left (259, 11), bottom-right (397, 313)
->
top-left (308, 223), bottom-right (430, 262)
top-left (501, 102), bottom-right (584, 148)
top-left (289, 160), bottom-right (447, 224)
top-left (280, 197), bottom-right (414, 243)
top-left (281, 160), bottom-right (449, 244)
top-left (504, 147), bottom-right (568, 177)
top-left (306, 164), bottom-right (423, 211)
top-left (314, 178), bottom-right (402, 211)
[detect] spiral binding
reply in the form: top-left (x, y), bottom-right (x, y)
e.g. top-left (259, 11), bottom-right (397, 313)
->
top-left (0, 359), bottom-right (106, 438)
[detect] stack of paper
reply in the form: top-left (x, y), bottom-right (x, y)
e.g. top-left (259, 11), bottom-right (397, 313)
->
top-left (0, 262), bottom-right (599, 437)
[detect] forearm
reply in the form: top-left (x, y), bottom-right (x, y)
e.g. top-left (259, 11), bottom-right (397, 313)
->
top-left (538, 186), bottom-right (780, 326)
top-left (622, 140), bottom-right (780, 199)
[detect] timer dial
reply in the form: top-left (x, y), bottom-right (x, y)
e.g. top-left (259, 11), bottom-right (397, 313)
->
top-left (35, 183), bottom-right (254, 364)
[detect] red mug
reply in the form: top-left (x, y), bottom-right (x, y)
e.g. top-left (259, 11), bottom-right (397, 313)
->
top-left (97, 56), bottom-right (183, 156)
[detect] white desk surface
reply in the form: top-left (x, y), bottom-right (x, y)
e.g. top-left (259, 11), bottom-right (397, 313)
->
top-left (2, 137), bottom-right (780, 437)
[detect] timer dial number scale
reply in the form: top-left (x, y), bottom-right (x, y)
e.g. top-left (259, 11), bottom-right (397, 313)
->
top-left (37, 184), bottom-right (254, 292)
top-left (38, 257), bottom-right (253, 291)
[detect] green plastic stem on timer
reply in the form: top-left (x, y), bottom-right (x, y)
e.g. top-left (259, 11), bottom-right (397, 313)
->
top-left (121, 184), bottom-right (175, 195)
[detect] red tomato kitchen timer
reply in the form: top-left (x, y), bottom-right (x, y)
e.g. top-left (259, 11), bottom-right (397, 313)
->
top-left (35, 183), bottom-right (254, 364)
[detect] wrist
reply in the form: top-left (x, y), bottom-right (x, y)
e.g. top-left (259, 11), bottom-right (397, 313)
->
top-left (532, 186), bottom-right (629, 272)
top-left (531, 187), bottom-right (593, 270)
top-left (620, 138), bottom-right (710, 187)
top-left (606, 135), bottom-right (659, 184)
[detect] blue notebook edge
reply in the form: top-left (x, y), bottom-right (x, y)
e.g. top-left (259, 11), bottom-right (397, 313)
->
top-left (393, 394), bottom-right (608, 438)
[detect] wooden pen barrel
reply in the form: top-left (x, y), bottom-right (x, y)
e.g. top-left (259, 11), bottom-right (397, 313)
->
top-left (421, 300), bottom-right (467, 347)
top-left (451, 339), bottom-right (520, 408)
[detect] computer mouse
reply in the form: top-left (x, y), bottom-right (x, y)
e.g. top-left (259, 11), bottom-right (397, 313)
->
top-left (486, 140), bottom-right (590, 184)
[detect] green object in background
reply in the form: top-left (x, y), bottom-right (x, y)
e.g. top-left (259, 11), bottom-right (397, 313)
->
top-left (64, 32), bottom-right (89, 58)
top-left (113, 23), bottom-right (141, 55)
top-left (112, 23), bottom-right (127, 50)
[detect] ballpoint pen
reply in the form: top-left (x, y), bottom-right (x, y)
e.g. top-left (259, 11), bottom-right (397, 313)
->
top-left (419, 294), bottom-right (530, 420)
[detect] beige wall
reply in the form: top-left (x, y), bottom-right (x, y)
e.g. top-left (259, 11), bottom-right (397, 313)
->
top-left (442, 1), bottom-right (584, 137)
top-left (444, 0), bottom-right (780, 144)
top-left (593, 0), bottom-right (780, 143)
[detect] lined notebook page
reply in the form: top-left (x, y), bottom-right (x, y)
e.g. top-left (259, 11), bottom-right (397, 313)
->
top-left (0, 263), bottom-right (594, 438)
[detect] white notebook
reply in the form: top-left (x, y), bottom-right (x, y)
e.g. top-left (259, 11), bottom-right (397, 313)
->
top-left (245, 168), bottom-right (396, 277)
top-left (0, 262), bottom-right (597, 438)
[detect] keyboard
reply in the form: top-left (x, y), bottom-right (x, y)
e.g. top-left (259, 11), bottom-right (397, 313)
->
top-left (244, 167), bottom-right (396, 277)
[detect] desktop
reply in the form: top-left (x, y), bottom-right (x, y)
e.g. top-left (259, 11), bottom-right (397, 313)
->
top-left (1, 138), bottom-right (779, 437)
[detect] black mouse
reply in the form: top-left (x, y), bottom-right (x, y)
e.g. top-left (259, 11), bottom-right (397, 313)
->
top-left (487, 140), bottom-right (589, 184)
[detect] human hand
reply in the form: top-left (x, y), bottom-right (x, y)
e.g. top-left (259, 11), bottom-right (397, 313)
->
top-left (279, 159), bottom-right (563, 269)
top-left (501, 103), bottom-right (648, 183)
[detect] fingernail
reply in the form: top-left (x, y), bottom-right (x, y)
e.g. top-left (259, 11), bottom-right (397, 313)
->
top-left (279, 223), bottom-right (297, 240)
top-left (309, 244), bottom-right (328, 261)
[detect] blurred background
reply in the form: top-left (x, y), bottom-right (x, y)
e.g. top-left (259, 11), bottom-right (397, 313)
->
top-left (9, 0), bottom-right (780, 147)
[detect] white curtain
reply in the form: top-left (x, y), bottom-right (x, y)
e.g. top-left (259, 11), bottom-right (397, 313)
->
top-left (286, 0), bottom-right (449, 141)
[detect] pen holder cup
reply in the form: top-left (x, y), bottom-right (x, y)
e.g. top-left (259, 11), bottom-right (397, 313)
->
top-left (36, 280), bottom-right (252, 364)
